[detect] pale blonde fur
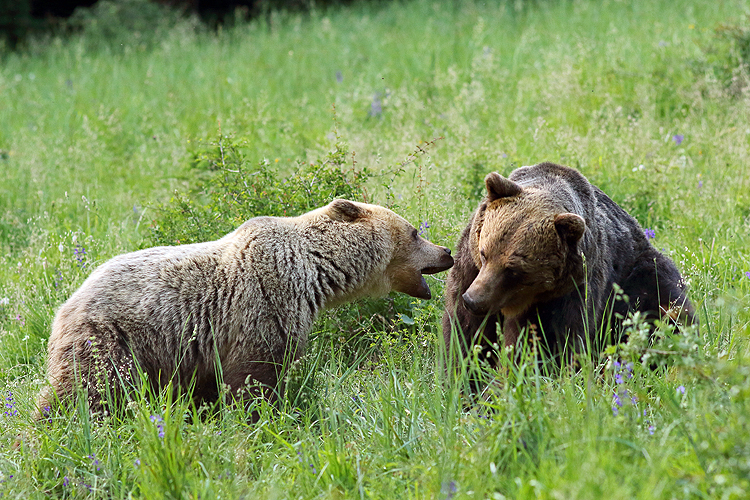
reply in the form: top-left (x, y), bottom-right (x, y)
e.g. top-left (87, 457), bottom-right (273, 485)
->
top-left (38, 200), bottom-right (453, 417)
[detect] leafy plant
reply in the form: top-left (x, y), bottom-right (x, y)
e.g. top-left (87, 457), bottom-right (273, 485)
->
top-left (147, 133), bottom-right (371, 246)
top-left (694, 16), bottom-right (750, 94)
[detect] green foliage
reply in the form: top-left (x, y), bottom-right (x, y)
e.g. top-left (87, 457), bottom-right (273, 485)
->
top-left (2, 0), bottom-right (750, 497)
top-left (695, 15), bottom-right (750, 94)
top-left (147, 133), bottom-right (371, 246)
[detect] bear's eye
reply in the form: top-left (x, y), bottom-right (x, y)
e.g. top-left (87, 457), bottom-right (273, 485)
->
top-left (411, 228), bottom-right (419, 240)
top-left (504, 268), bottom-right (519, 280)
top-left (479, 249), bottom-right (486, 263)
top-left (505, 266), bottom-right (525, 280)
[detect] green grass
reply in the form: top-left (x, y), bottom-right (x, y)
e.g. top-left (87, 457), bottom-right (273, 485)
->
top-left (2, 0), bottom-right (750, 497)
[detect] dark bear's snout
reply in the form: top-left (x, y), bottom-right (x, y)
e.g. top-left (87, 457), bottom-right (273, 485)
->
top-left (462, 290), bottom-right (484, 315)
top-left (461, 269), bottom-right (493, 315)
top-left (462, 263), bottom-right (533, 317)
top-left (461, 286), bottom-right (499, 316)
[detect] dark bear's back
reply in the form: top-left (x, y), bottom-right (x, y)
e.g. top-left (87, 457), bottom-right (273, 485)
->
top-left (442, 162), bottom-right (697, 369)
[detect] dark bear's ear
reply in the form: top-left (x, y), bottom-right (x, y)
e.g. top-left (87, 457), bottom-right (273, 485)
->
top-left (554, 213), bottom-right (586, 243)
top-left (329, 199), bottom-right (364, 222)
top-left (485, 172), bottom-right (522, 201)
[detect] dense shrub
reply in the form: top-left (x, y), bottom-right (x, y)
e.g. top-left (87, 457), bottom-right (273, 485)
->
top-left (695, 15), bottom-right (750, 94)
top-left (147, 133), bottom-right (371, 246)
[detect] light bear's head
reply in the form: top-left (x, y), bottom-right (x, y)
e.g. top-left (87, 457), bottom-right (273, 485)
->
top-left (461, 173), bottom-right (586, 318)
top-left (319, 199), bottom-right (454, 301)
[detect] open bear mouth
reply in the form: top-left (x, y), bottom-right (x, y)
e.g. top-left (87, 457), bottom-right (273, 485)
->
top-left (421, 264), bottom-right (452, 275)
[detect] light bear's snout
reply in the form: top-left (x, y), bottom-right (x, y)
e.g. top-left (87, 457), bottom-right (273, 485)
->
top-left (421, 245), bottom-right (454, 275)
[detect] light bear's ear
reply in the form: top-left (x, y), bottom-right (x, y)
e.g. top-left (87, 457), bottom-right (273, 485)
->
top-left (485, 172), bottom-right (522, 201)
top-left (328, 199), bottom-right (365, 222)
top-left (554, 213), bottom-right (586, 243)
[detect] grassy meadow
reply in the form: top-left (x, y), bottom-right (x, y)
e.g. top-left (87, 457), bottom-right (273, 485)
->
top-left (2, 0), bottom-right (750, 497)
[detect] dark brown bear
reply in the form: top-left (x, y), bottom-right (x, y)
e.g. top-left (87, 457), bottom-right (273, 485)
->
top-left (442, 162), bottom-right (696, 363)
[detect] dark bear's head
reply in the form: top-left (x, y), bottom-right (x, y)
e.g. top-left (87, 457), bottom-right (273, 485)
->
top-left (461, 172), bottom-right (587, 318)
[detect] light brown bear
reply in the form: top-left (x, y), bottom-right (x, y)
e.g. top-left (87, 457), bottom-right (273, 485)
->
top-left (37, 200), bottom-right (454, 417)
top-left (443, 162), bottom-right (696, 365)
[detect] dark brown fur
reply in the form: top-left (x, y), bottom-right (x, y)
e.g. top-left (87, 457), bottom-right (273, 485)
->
top-left (443, 162), bottom-right (696, 364)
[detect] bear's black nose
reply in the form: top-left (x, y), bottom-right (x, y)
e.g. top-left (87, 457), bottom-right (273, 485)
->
top-left (462, 292), bottom-right (481, 314)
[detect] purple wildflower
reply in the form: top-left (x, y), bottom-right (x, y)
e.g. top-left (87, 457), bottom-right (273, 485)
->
top-left (297, 449), bottom-right (317, 475)
top-left (673, 134), bottom-right (684, 145)
top-left (150, 414), bottom-right (165, 439)
top-left (89, 454), bottom-right (101, 471)
top-left (369, 94), bottom-right (382, 117)
top-left (54, 270), bottom-right (64, 288)
top-left (134, 459), bottom-right (141, 467)
top-left (63, 476), bottom-right (70, 487)
top-left (676, 385), bottom-right (686, 395)
top-left (73, 245), bottom-right (87, 269)
top-left (4, 392), bottom-right (18, 417)
top-left (744, 271), bottom-right (750, 279)
top-left (644, 228), bottom-right (655, 240)
top-left (14, 313), bottom-right (24, 326)
top-left (648, 425), bottom-right (655, 435)
top-left (612, 387), bottom-right (634, 416)
top-left (613, 360), bottom-right (633, 384)
top-left (613, 392), bottom-right (623, 408)
top-left (698, 180), bottom-right (703, 189)
top-left (418, 221), bottom-right (430, 240)
top-left (441, 480), bottom-right (458, 500)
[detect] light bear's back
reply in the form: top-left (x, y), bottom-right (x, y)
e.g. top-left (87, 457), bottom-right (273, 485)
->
top-left (38, 200), bottom-right (454, 418)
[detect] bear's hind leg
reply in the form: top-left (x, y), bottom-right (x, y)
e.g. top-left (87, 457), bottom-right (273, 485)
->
top-left (617, 250), bottom-right (697, 331)
top-left (220, 360), bottom-right (283, 422)
top-left (39, 323), bottom-right (138, 419)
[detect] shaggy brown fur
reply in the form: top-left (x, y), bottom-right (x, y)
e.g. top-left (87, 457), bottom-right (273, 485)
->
top-left (38, 200), bottom-right (454, 417)
top-left (443, 162), bottom-right (696, 364)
